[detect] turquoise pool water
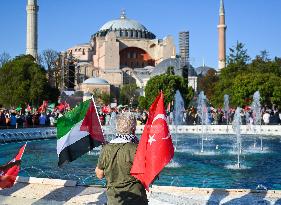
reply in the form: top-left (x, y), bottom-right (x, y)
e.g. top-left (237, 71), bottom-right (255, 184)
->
top-left (1, 134), bottom-right (281, 190)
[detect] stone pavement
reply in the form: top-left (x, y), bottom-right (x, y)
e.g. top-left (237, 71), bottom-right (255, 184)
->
top-left (0, 177), bottom-right (281, 205)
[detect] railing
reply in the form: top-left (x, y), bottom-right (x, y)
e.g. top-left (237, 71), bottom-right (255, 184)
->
top-left (0, 125), bottom-right (281, 144)
top-left (0, 127), bottom-right (56, 143)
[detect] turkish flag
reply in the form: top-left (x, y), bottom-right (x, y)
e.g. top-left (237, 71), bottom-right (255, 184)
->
top-left (131, 92), bottom-right (174, 191)
top-left (0, 144), bottom-right (26, 189)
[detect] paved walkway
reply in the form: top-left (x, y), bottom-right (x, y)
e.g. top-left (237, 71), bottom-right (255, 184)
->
top-left (1, 177), bottom-right (281, 204)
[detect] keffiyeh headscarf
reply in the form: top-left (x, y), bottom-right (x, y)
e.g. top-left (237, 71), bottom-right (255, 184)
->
top-left (111, 133), bottom-right (139, 144)
top-left (110, 112), bottom-right (139, 144)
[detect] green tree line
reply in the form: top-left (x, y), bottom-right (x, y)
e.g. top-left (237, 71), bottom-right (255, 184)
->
top-left (0, 55), bottom-right (59, 108)
top-left (199, 42), bottom-right (281, 108)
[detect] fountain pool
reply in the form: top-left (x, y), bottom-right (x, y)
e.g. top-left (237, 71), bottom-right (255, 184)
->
top-left (1, 134), bottom-right (281, 190)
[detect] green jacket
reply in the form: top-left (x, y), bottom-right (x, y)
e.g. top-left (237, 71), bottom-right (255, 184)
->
top-left (97, 143), bottom-right (148, 205)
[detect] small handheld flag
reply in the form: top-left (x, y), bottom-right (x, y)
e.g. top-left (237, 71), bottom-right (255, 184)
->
top-left (57, 98), bottom-right (105, 166)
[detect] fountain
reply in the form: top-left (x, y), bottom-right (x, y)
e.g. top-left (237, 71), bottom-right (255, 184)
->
top-left (1, 124), bottom-right (281, 189)
top-left (223, 94), bottom-right (230, 131)
top-left (251, 91), bottom-right (263, 151)
top-left (197, 91), bottom-right (208, 152)
top-left (173, 90), bottom-right (185, 149)
top-left (232, 107), bottom-right (242, 168)
top-left (173, 90), bottom-right (185, 126)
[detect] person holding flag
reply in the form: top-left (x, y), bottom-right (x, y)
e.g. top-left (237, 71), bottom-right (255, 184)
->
top-left (95, 91), bottom-right (174, 204)
top-left (95, 112), bottom-right (148, 205)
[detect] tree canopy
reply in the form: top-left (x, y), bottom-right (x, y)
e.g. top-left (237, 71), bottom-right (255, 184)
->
top-left (0, 52), bottom-right (11, 68)
top-left (144, 73), bottom-right (194, 109)
top-left (209, 42), bottom-right (281, 108)
top-left (0, 55), bottom-right (60, 107)
top-left (119, 83), bottom-right (139, 106)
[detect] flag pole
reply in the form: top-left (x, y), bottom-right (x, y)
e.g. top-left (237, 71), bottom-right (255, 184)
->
top-left (19, 143), bottom-right (27, 159)
top-left (91, 95), bottom-right (105, 143)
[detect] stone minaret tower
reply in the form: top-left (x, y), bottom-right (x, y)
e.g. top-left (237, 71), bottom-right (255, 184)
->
top-left (217, 0), bottom-right (226, 71)
top-left (26, 0), bottom-right (39, 59)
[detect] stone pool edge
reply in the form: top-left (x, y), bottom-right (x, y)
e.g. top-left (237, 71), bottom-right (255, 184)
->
top-left (0, 177), bottom-right (280, 204)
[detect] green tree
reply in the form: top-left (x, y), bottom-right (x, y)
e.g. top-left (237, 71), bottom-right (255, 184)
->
top-left (0, 55), bottom-right (59, 107)
top-left (197, 69), bottom-right (219, 100)
top-left (144, 74), bottom-right (194, 108)
top-left (101, 92), bottom-right (111, 105)
top-left (40, 49), bottom-right (60, 87)
top-left (119, 83), bottom-right (139, 106)
top-left (138, 96), bottom-right (148, 110)
top-left (220, 42), bottom-right (250, 81)
top-left (166, 66), bottom-right (175, 75)
top-left (0, 52), bottom-right (11, 68)
top-left (227, 41), bottom-right (250, 65)
top-left (230, 73), bottom-right (281, 107)
top-left (92, 89), bottom-right (111, 105)
top-left (211, 45), bottom-right (281, 108)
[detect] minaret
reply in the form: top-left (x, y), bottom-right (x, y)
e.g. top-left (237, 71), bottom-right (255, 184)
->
top-left (217, 0), bottom-right (226, 71)
top-left (26, 0), bottom-right (39, 59)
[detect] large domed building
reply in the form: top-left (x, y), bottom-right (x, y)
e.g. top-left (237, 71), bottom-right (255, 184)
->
top-left (66, 11), bottom-right (176, 95)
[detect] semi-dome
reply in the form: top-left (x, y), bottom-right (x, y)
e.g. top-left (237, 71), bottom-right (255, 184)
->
top-left (94, 11), bottom-right (156, 39)
top-left (82, 77), bottom-right (109, 85)
top-left (151, 58), bottom-right (181, 76)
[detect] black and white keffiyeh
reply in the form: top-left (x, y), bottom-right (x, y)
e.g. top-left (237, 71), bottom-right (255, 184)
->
top-left (110, 133), bottom-right (139, 144)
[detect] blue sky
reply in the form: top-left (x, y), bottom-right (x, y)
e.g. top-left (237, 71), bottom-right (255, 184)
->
top-left (1, 0), bottom-right (281, 69)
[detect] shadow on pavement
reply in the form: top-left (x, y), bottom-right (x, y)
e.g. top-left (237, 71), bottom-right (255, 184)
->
top-left (206, 189), bottom-right (229, 205)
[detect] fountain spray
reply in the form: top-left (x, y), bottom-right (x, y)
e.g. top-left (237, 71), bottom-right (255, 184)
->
top-left (251, 91), bottom-right (263, 151)
top-left (223, 94), bottom-right (230, 132)
top-left (173, 90), bottom-right (185, 150)
top-left (233, 107), bottom-right (242, 168)
top-left (197, 91), bottom-right (208, 153)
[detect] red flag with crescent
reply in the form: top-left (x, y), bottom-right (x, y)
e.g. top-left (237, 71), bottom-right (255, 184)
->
top-left (130, 92), bottom-right (174, 191)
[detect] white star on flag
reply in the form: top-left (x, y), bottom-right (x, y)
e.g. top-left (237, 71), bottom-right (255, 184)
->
top-left (148, 134), bottom-right (156, 145)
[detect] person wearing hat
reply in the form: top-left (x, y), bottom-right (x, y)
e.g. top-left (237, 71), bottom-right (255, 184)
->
top-left (95, 112), bottom-right (148, 205)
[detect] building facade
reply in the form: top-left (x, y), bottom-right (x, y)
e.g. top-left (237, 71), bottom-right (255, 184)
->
top-left (66, 11), bottom-right (176, 95)
top-left (179, 31), bottom-right (190, 68)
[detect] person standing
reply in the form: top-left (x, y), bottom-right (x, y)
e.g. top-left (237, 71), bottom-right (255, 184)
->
top-left (95, 112), bottom-right (148, 205)
top-left (262, 111), bottom-right (270, 125)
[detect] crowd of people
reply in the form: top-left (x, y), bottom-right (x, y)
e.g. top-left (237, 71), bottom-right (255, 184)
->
top-left (0, 104), bottom-right (280, 129)
top-left (174, 105), bottom-right (281, 125)
top-left (0, 109), bottom-right (62, 129)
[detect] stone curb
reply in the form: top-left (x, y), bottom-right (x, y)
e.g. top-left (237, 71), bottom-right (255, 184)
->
top-left (151, 185), bottom-right (281, 195)
top-left (16, 176), bottom-right (77, 187)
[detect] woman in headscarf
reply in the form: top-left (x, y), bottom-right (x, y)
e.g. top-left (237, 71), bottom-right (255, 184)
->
top-left (95, 112), bottom-right (148, 205)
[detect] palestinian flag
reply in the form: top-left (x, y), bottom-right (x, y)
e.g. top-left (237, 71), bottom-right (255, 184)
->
top-left (57, 99), bottom-right (105, 166)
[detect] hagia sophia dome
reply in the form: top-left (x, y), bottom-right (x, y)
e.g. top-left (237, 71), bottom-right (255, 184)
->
top-left (93, 11), bottom-right (156, 39)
